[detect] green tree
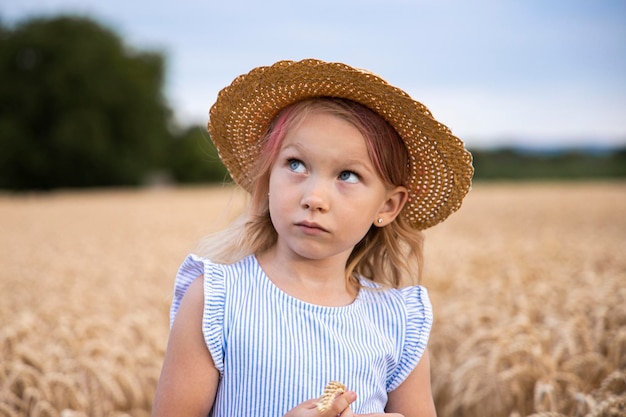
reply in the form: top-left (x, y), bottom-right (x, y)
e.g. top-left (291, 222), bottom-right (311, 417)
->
top-left (0, 16), bottom-right (171, 190)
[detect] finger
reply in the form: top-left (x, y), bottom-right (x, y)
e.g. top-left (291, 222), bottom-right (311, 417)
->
top-left (283, 399), bottom-right (321, 417)
top-left (339, 407), bottom-right (354, 417)
top-left (354, 414), bottom-right (404, 417)
top-left (327, 391), bottom-right (357, 416)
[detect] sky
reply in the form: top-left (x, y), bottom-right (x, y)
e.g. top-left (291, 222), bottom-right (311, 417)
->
top-left (2, 0), bottom-right (625, 149)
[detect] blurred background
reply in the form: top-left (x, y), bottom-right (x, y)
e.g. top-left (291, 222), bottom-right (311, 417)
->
top-left (1, 0), bottom-right (625, 189)
top-left (1, 3), bottom-right (625, 417)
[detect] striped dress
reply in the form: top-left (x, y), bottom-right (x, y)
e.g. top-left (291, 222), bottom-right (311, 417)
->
top-left (170, 254), bottom-right (433, 416)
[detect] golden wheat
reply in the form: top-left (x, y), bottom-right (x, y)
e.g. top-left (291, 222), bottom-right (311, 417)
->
top-left (0, 183), bottom-right (624, 416)
top-left (317, 381), bottom-right (347, 412)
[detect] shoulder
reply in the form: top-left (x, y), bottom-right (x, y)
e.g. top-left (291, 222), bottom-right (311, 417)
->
top-left (176, 253), bottom-right (259, 283)
top-left (359, 279), bottom-right (432, 316)
top-left (170, 254), bottom-right (260, 327)
top-left (357, 281), bottom-right (433, 347)
top-left (172, 275), bottom-right (205, 328)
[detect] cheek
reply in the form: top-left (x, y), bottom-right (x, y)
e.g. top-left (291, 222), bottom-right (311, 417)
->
top-left (346, 191), bottom-right (385, 214)
top-left (267, 167), bottom-right (280, 198)
top-left (268, 164), bottom-right (286, 191)
top-left (268, 171), bottom-right (292, 215)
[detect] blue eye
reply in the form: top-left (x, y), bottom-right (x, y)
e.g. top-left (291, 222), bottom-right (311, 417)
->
top-left (288, 159), bottom-right (305, 173)
top-left (339, 171), bottom-right (359, 183)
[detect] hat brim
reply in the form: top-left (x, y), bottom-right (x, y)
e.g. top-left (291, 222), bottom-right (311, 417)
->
top-left (208, 59), bottom-right (473, 230)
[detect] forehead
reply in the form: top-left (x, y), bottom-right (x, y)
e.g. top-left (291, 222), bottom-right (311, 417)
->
top-left (281, 111), bottom-right (367, 150)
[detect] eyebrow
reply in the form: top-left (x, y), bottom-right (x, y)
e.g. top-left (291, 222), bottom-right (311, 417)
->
top-left (279, 143), bottom-right (301, 153)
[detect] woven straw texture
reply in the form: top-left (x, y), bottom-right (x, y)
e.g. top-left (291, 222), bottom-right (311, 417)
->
top-left (208, 59), bottom-right (474, 230)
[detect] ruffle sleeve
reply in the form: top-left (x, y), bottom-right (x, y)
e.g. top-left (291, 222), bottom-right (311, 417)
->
top-left (386, 285), bottom-right (434, 391)
top-left (169, 254), bottom-right (226, 374)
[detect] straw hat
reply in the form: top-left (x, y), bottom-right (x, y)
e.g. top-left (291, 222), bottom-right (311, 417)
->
top-left (208, 59), bottom-right (473, 230)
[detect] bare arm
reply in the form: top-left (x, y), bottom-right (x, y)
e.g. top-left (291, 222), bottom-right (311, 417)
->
top-left (152, 276), bottom-right (219, 417)
top-left (385, 348), bottom-right (436, 417)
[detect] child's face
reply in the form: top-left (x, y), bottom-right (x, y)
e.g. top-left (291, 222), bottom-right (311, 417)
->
top-left (267, 111), bottom-right (395, 262)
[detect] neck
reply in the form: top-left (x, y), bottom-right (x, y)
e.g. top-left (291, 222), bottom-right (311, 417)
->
top-left (256, 246), bottom-right (357, 306)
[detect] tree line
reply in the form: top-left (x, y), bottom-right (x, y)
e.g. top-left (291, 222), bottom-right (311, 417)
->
top-left (0, 15), bottom-right (229, 190)
top-left (0, 15), bottom-right (623, 191)
top-left (471, 147), bottom-right (626, 181)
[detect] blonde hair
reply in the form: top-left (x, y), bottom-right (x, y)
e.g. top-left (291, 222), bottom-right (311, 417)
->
top-left (196, 98), bottom-right (424, 288)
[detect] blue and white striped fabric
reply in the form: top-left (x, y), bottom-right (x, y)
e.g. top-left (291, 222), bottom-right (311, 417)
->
top-left (170, 254), bottom-right (433, 416)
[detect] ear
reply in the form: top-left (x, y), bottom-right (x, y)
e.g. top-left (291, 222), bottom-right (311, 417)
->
top-left (374, 186), bottom-right (409, 227)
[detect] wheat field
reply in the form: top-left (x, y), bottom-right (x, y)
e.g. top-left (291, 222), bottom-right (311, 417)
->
top-left (0, 182), bottom-right (624, 417)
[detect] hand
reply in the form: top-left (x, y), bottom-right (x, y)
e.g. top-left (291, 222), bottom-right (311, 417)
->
top-left (283, 391), bottom-right (357, 416)
top-left (354, 414), bottom-right (404, 417)
top-left (283, 391), bottom-right (405, 417)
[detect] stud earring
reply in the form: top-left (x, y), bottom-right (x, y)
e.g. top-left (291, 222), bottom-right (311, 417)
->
top-left (377, 218), bottom-right (384, 224)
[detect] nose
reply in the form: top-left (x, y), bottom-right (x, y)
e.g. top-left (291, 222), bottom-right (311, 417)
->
top-left (300, 179), bottom-right (329, 212)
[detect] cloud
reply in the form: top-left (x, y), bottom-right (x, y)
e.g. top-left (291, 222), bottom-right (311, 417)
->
top-left (3, 0), bottom-right (626, 146)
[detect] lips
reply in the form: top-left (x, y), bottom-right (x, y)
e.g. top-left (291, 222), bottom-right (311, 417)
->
top-left (295, 221), bottom-right (329, 233)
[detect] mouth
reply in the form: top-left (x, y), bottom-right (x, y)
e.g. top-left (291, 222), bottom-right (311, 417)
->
top-left (295, 221), bottom-right (329, 233)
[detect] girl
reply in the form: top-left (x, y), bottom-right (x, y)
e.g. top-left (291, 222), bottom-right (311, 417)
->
top-left (152, 59), bottom-right (473, 417)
